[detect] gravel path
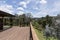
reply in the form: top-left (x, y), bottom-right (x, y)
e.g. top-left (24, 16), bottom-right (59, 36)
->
top-left (0, 27), bottom-right (30, 40)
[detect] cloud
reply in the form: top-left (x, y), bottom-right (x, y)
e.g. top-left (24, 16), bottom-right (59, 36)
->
top-left (48, 1), bottom-right (60, 16)
top-left (40, 0), bottom-right (47, 4)
top-left (0, 0), bottom-right (60, 18)
top-left (33, 9), bottom-right (48, 18)
top-left (17, 7), bottom-right (24, 11)
top-left (19, 0), bottom-right (31, 8)
top-left (19, 1), bottom-right (27, 8)
top-left (34, 7), bottom-right (39, 10)
top-left (17, 11), bottom-right (24, 15)
top-left (32, 0), bottom-right (60, 17)
top-left (32, 6), bottom-right (39, 10)
top-left (0, 4), bottom-right (14, 14)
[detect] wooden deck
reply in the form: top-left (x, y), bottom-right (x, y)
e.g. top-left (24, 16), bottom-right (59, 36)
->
top-left (0, 27), bottom-right (30, 40)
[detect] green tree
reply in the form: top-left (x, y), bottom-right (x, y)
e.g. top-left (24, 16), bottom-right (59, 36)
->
top-left (46, 15), bottom-right (52, 26)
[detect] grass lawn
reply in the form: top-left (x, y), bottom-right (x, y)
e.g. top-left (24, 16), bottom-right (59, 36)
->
top-left (34, 28), bottom-right (57, 40)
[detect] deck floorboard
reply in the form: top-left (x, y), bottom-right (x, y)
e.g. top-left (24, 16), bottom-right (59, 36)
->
top-left (0, 27), bottom-right (30, 40)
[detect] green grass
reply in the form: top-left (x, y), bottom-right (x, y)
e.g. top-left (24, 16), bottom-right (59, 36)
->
top-left (34, 28), bottom-right (57, 40)
top-left (34, 28), bottom-right (45, 40)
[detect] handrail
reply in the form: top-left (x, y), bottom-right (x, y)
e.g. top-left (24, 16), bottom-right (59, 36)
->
top-left (30, 23), bottom-right (39, 40)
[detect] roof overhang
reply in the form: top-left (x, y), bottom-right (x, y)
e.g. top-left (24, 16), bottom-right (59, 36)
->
top-left (0, 10), bottom-right (15, 17)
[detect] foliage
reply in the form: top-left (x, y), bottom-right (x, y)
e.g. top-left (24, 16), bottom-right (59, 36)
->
top-left (34, 28), bottom-right (57, 40)
top-left (3, 13), bottom-right (32, 27)
top-left (32, 20), bottom-right (43, 31)
top-left (45, 15), bottom-right (52, 26)
top-left (32, 20), bottom-right (39, 29)
top-left (37, 15), bottom-right (52, 28)
top-left (19, 13), bottom-right (32, 26)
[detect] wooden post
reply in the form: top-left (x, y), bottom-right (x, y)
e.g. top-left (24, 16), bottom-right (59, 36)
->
top-left (10, 17), bottom-right (13, 27)
top-left (0, 17), bottom-right (3, 31)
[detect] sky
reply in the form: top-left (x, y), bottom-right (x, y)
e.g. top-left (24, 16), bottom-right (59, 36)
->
top-left (0, 0), bottom-right (60, 18)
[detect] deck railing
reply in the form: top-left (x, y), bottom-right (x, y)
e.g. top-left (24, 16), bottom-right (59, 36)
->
top-left (30, 23), bottom-right (39, 40)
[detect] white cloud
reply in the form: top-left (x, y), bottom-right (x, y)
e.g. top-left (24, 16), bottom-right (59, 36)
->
top-left (19, 0), bottom-right (31, 8)
top-left (33, 10), bottom-right (48, 17)
top-left (40, 0), bottom-right (47, 4)
top-left (17, 7), bottom-right (24, 11)
top-left (35, 7), bottom-right (39, 10)
top-left (19, 1), bottom-right (27, 8)
top-left (17, 11), bottom-right (24, 15)
top-left (0, 4), bottom-right (14, 14)
top-left (33, 6), bottom-right (39, 10)
top-left (32, 0), bottom-right (60, 17)
top-left (0, 0), bottom-right (59, 18)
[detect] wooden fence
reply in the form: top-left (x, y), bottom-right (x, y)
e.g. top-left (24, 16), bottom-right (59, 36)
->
top-left (30, 23), bottom-right (39, 40)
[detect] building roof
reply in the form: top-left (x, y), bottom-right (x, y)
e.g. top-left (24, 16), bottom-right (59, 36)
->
top-left (0, 10), bottom-right (15, 17)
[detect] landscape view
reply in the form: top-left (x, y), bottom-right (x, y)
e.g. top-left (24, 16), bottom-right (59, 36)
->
top-left (0, 0), bottom-right (60, 40)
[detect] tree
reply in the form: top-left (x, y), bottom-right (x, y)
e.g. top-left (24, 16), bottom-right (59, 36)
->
top-left (19, 13), bottom-right (32, 26)
top-left (46, 15), bottom-right (52, 26)
top-left (13, 14), bottom-right (19, 26)
top-left (26, 13), bottom-right (33, 21)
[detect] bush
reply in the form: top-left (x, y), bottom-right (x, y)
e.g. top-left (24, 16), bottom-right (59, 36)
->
top-left (32, 21), bottom-right (38, 28)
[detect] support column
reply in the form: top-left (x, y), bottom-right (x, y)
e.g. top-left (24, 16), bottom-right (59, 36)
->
top-left (10, 17), bottom-right (13, 27)
top-left (0, 17), bottom-right (3, 31)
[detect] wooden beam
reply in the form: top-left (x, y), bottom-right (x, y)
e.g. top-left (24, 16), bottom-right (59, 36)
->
top-left (0, 17), bottom-right (3, 31)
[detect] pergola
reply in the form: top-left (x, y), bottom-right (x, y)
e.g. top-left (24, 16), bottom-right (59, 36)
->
top-left (0, 10), bottom-right (15, 30)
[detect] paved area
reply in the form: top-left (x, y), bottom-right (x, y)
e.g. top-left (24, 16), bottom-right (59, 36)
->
top-left (0, 27), bottom-right (30, 40)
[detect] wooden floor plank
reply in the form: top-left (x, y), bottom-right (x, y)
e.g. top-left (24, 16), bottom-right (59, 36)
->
top-left (0, 27), bottom-right (30, 40)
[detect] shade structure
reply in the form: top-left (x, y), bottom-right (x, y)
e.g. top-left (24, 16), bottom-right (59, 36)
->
top-left (0, 10), bottom-right (15, 17)
top-left (0, 10), bottom-right (15, 31)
